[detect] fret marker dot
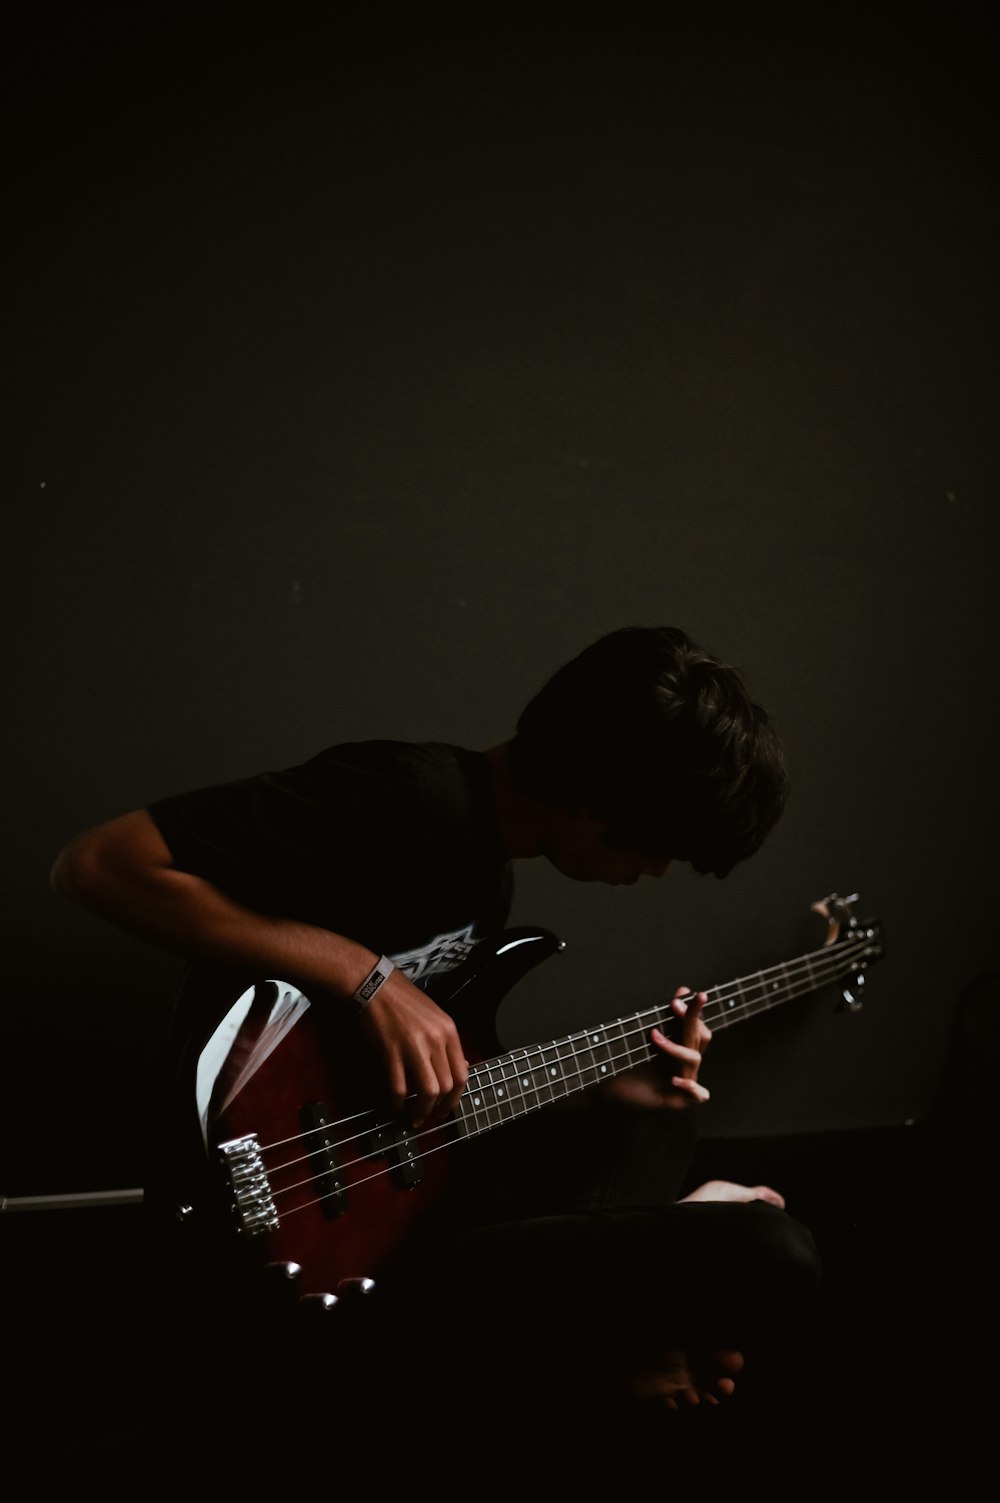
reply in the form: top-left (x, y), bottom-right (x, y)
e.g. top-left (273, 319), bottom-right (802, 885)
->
top-left (521, 1078), bottom-right (529, 1087)
top-left (600, 1065), bottom-right (607, 1074)
top-left (549, 1068), bottom-right (557, 1077)
top-left (473, 1096), bottom-right (481, 1106)
top-left (497, 1088), bottom-right (504, 1097)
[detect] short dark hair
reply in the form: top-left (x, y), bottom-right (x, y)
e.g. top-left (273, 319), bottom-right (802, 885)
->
top-left (507, 626), bottom-right (788, 877)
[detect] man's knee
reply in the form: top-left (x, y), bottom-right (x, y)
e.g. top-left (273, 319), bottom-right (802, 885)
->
top-left (739, 1200), bottom-right (822, 1289)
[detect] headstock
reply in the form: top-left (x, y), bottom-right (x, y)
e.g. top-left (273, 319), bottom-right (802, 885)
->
top-left (810, 891), bottom-right (884, 1013)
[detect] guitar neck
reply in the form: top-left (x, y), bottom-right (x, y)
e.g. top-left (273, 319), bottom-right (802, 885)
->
top-left (455, 924), bottom-right (881, 1139)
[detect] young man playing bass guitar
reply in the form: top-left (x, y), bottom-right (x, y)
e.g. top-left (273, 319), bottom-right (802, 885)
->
top-left (52, 626), bottom-right (820, 1454)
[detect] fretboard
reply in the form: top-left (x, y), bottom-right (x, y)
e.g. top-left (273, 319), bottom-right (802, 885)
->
top-left (455, 922), bottom-right (881, 1139)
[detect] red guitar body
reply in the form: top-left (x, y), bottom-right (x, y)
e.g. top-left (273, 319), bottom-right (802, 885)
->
top-left (161, 900), bottom-right (881, 1319)
top-left (167, 927), bottom-right (564, 1306)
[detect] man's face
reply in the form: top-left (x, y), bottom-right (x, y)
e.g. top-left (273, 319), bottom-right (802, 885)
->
top-left (544, 810), bottom-right (671, 885)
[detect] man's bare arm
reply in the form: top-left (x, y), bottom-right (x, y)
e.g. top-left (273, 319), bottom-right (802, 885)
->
top-left (51, 811), bottom-right (468, 1126)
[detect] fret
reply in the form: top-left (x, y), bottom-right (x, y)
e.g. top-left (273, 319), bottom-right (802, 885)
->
top-left (638, 1014), bottom-right (660, 1067)
top-left (740, 974), bottom-right (766, 1019)
top-left (478, 1061), bottom-right (503, 1130)
top-left (579, 1025), bottom-right (616, 1089)
top-left (463, 1064), bottom-right (503, 1135)
top-left (577, 1028), bottom-right (607, 1088)
top-left (513, 1047), bottom-right (550, 1115)
top-left (503, 1048), bottom-right (533, 1116)
top-left (535, 1045), bottom-right (563, 1106)
top-left (554, 1038), bottom-right (580, 1094)
top-left (466, 1060), bottom-right (513, 1132)
top-left (459, 1073), bottom-right (487, 1137)
top-left (455, 1086), bottom-right (478, 1138)
top-left (645, 1002), bottom-right (673, 1041)
top-left (491, 1057), bottom-right (518, 1124)
top-left (750, 970), bottom-right (774, 1014)
top-left (500, 1055), bottom-right (522, 1122)
top-left (564, 1036), bottom-right (588, 1090)
top-left (764, 962), bottom-right (789, 1009)
top-left (506, 1044), bottom-right (554, 1114)
top-left (600, 1018), bottom-right (631, 1075)
top-left (625, 1015), bottom-right (650, 1070)
top-left (572, 1029), bottom-right (595, 1091)
top-left (537, 1041), bottom-right (569, 1102)
top-left (715, 982), bottom-right (748, 1027)
top-left (746, 966), bottom-right (782, 1016)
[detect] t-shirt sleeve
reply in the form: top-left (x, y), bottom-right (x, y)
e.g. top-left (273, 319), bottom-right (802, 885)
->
top-left (146, 743), bottom-right (435, 931)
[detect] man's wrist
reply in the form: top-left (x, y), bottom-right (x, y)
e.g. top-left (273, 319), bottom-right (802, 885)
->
top-left (351, 953), bottom-right (395, 1010)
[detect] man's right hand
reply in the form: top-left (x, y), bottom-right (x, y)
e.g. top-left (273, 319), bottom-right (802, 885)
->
top-left (356, 968), bottom-right (469, 1128)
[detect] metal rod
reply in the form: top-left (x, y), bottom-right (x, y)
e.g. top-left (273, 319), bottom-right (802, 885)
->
top-left (1, 1188), bottom-right (145, 1212)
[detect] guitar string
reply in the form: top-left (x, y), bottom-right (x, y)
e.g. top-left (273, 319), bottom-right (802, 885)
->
top-left (258, 935), bottom-right (876, 1188)
top-left (260, 932), bottom-right (875, 1177)
top-left (248, 933), bottom-right (879, 1220)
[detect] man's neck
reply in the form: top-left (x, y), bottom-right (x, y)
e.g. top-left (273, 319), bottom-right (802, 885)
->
top-left (485, 743), bottom-right (551, 859)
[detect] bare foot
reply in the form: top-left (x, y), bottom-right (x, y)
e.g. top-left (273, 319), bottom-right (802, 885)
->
top-left (679, 1179), bottom-right (786, 1208)
top-left (629, 1348), bottom-right (745, 1410)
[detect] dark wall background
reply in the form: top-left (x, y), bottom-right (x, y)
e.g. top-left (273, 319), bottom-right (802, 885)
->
top-left (4, 2), bottom-right (996, 1197)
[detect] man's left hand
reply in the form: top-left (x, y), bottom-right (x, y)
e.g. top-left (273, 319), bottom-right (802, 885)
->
top-left (599, 986), bottom-right (711, 1110)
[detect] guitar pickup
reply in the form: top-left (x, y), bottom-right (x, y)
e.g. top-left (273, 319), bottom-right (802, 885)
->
top-left (300, 1103), bottom-right (349, 1217)
top-left (366, 1122), bottom-right (422, 1189)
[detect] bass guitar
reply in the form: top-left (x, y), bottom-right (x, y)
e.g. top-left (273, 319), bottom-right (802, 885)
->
top-left (170, 891), bottom-right (882, 1307)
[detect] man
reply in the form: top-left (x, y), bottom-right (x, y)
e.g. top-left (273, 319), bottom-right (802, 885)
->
top-left (52, 625), bottom-right (818, 1446)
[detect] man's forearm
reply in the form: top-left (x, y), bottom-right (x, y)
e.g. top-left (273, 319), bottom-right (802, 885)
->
top-left (52, 808), bottom-right (470, 1124)
top-left (50, 809), bottom-right (379, 999)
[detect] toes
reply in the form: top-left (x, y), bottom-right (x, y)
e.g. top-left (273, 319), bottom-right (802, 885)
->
top-left (715, 1349), bottom-right (745, 1374)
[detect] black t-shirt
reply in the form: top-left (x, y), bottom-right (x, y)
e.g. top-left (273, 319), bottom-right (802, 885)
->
top-left (147, 739), bottom-right (695, 1223)
top-left (147, 740), bottom-right (513, 986)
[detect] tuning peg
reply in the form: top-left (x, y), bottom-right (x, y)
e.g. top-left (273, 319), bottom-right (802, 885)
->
top-left (811, 892), bottom-right (860, 923)
top-left (839, 973), bottom-right (866, 1013)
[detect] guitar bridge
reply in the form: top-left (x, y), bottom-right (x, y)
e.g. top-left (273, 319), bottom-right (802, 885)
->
top-left (218, 1134), bottom-right (279, 1236)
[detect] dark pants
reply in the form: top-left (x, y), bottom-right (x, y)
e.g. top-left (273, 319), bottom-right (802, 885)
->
top-left (369, 1196), bottom-right (821, 1427)
top-left (308, 1103), bottom-right (822, 1466)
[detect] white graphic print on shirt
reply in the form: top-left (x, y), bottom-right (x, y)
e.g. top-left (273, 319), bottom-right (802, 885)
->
top-left (388, 923), bottom-right (479, 985)
top-left (195, 929), bottom-right (480, 1140)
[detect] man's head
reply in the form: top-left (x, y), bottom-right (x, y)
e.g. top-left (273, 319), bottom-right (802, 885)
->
top-left (506, 626), bottom-right (788, 879)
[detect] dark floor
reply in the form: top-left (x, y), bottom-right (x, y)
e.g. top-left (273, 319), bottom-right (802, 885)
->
top-left (4, 1113), bottom-right (994, 1487)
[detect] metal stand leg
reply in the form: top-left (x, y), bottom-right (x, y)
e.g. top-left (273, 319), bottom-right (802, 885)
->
top-left (1, 1188), bottom-right (144, 1212)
